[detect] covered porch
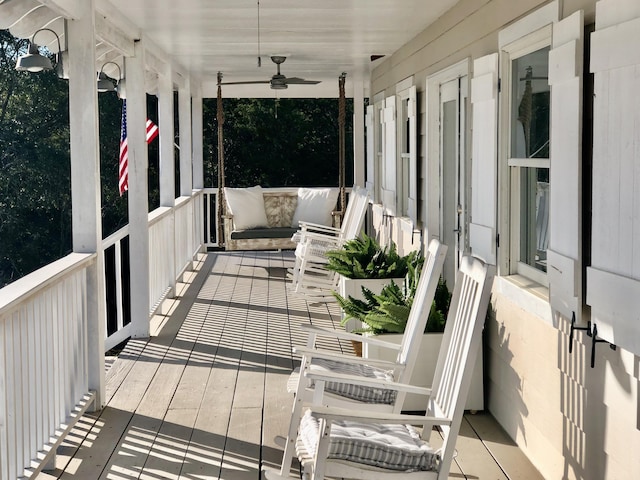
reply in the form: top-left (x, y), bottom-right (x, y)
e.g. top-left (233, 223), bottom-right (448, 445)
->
top-left (40, 250), bottom-right (542, 480)
top-left (4, 0), bottom-right (640, 478)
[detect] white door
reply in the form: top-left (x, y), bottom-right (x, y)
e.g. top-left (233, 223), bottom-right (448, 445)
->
top-left (439, 77), bottom-right (468, 287)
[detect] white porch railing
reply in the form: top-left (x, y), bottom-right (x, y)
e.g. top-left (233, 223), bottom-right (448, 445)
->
top-left (102, 225), bottom-right (132, 352)
top-left (203, 188), bottom-right (221, 249)
top-left (103, 192), bottom-right (211, 352)
top-left (148, 207), bottom-right (175, 314)
top-left (0, 253), bottom-right (97, 480)
top-left (0, 191), bottom-right (209, 477)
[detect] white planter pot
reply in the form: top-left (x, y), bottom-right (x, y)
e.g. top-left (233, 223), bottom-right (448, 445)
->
top-left (337, 276), bottom-right (404, 332)
top-left (363, 332), bottom-right (484, 412)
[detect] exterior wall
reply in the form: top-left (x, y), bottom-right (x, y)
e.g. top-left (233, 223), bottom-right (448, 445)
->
top-left (489, 278), bottom-right (640, 480)
top-left (369, 0), bottom-right (640, 479)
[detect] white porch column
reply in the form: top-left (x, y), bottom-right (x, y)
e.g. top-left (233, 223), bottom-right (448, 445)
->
top-left (158, 62), bottom-right (175, 207)
top-left (192, 85), bottom-right (204, 190)
top-left (67, 0), bottom-right (105, 408)
top-left (158, 61), bottom-right (176, 295)
top-left (352, 73), bottom-right (366, 189)
top-left (178, 80), bottom-right (193, 196)
top-left (125, 41), bottom-right (150, 338)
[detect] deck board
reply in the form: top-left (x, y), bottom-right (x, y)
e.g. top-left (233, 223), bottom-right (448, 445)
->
top-left (41, 250), bottom-right (541, 480)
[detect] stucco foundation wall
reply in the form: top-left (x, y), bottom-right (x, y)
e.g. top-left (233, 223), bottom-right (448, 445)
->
top-left (488, 282), bottom-right (640, 480)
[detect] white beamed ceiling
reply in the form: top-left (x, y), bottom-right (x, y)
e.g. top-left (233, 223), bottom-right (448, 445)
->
top-left (3, 0), bottom-right (461, 98)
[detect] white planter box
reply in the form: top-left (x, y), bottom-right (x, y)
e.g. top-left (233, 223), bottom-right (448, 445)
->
top-left (363, 332), bottom-right (484, 411)
top-left (338, 276), bottom-right (404, 332)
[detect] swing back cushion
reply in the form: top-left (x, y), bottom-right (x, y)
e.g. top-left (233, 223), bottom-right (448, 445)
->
top-left (291, 187), bottom-right (340, 227)
top-left (224, 186), bottom-right (270, 230)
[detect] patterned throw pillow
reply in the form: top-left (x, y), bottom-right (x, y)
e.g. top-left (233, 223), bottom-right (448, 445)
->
top-left (264, 194), bottom-right (297, 227)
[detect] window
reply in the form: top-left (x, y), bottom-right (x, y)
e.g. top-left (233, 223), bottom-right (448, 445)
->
top-left (502, 29), bottom-right (551, 285)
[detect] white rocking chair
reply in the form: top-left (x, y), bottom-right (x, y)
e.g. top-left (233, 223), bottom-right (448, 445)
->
top-left (273, 239), bottom-right (447, 477)
top-left (266, 254), bottom-right (493, 480)
top-left (289, 186), bottom-right (370, 301)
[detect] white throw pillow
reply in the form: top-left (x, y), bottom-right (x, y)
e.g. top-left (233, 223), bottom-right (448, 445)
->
top-left (291, 188), bottom-right (339, 227)
top-left (224, 186), bottom-right (269, 230)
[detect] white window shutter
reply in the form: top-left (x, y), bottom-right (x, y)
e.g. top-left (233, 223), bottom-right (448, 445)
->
top-left (407, 86), bottom-right (418, 224)
top-left (547, 11), bottom-right (584, 326)
top-left (365, 104), bottom-right (375, 195)
top-left (469, 53), bottom-right (499, 265)
top-left (587, 0), bottom-right (640, 355)
top-left (382, 95), bottom-right (397, 216)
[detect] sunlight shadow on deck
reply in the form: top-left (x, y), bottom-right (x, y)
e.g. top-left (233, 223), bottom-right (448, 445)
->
top-left (46, 250), bottom-right (541, 480)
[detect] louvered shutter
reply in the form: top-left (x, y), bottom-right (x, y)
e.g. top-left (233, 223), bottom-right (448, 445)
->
top-left (365, 104), bottom-right (375, 195)
top-left (469, 53), bottom-right (499, 265)
top-left (407, 86), bottom-right (418, 224)
top-left (586, 0), bottom-right (640, 354)
top-left (381, 95), bottom-right (397, 216)
top-left (547, 11), bottom-right (585, 326)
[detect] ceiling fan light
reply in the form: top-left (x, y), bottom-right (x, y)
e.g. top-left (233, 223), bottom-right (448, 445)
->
top-left (271, 83), bottom-right (288, 90)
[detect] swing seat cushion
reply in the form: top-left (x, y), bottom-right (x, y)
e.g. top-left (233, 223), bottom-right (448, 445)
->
top-left (230, 226), bottom-right (297, 240)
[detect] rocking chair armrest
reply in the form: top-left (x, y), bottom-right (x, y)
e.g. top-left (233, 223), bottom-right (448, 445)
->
top-left (299, 324), bottom-right (402, 351)
top-left (308, 405), bottom-right (452, 427)
top-left (304, 369), bottom-right (432, 396)
top-left (294, 346), bottom-right (403, 370)
top-left (298, 221), bottom-right (341, 234)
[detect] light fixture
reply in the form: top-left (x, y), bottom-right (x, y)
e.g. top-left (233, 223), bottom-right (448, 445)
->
top-left (15, 27), bottom-right (63, 77)
top-left (97, 61), bottom-right (122, 93)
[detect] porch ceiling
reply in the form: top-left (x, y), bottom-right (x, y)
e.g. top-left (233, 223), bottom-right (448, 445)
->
top-left (2, 0), bottom-right (461, 98)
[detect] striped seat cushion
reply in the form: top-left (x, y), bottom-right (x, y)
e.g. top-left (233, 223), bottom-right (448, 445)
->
top-left (298, 410), bottom-right (440, 472)
top-left (290, 358), bottom-right (398, 404)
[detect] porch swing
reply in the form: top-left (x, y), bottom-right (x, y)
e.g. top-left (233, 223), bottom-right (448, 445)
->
top-left (216, 73), bottom-right (350, 251)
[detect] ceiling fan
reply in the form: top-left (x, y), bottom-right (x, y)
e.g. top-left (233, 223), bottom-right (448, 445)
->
top-left (220, 56), bottom-right (321, 90)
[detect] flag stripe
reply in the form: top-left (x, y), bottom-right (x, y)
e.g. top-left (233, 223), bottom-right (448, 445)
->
top-left (146, 119), bottom-right (159, 143)
top-left (119, 101), bottom-right (128, 195)
top-left (118, 100), bottom-right (159, 196)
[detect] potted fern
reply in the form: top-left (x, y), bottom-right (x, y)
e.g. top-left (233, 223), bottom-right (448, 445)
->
top-left (325, 234), bottom-right (420, 333)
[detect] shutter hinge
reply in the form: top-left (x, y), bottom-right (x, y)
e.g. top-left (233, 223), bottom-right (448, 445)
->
top-left (497, 78), bottom-right (501, 93)
top-left (496, 233), bottom-right (500, 248)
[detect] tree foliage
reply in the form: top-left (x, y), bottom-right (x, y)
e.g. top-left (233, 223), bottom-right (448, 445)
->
top-left (203, 97), bottom-right (354, 188)
top-left (0, 30), bottom-right (72, 286)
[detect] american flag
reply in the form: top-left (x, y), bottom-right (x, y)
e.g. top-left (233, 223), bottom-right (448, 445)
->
top-left (119, 100), bottom-right (159, 196)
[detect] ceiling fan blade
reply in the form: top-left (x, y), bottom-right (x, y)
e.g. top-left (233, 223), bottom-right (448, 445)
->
top-left (220, 80), bottom-right (270, 85)
top-left (284, 77), bottom-right (321, 85)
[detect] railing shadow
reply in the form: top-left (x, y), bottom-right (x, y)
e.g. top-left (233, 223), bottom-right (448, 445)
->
top-left (52, 408), bottom-right (297, 480)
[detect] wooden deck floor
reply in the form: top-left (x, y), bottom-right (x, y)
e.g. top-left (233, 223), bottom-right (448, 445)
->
top-left (39, 250), bottom-right (543, 480)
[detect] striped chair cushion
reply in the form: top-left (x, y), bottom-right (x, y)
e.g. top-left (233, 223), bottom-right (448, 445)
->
top-left (298, 410), bottom-right (440, 472)
top-left (301, 358), bottom-right (398, 405)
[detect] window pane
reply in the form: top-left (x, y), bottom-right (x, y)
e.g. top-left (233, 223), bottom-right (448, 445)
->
top-left (519, 167), bottom-right (549, 272)
top-left (511, 47), bottom-right (550, 159)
